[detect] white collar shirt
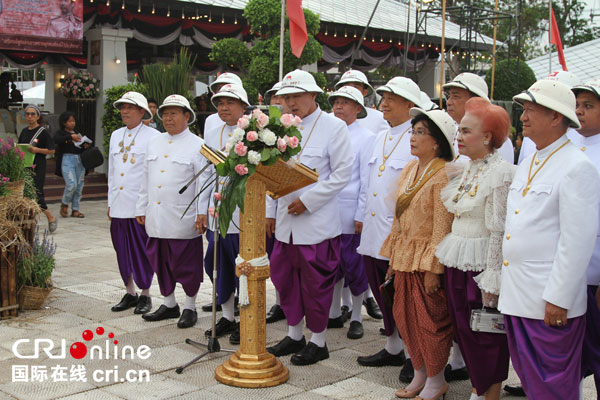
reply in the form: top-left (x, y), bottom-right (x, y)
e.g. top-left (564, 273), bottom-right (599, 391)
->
top-left (518, 128), bottom-right (582, 164)
top-left (269, 106), bottom-right (354, 245)
top-left (108, 122), bottom-right (160, 218)
top-left (135, 129), bottom-right (211, 239)
top-left (202, 122), bottom-right (240, 234)
top-left (203, 112), bottom-right (224, 138)
top-left (338, 121), bottom-right (376, 234)
top-left (498, 135), bottom-right (600, 319)
top-left (357, 119), bottom-right (415, 259)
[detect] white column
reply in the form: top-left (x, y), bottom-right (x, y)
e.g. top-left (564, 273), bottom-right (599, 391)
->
top-left (418, 60), bottom-right (443, 100)
top-left (42, 64), bottom-right (69, 114)
top-left (85, 28), bottom-right (133, 174)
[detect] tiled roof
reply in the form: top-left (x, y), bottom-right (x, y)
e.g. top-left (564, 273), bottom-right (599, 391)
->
top-left (527, 38), bottom-right (600, 82)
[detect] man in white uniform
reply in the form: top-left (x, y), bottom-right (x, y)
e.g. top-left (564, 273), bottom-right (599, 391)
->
top-left (266, 70), bottom-right (353, 365)
top-left (356, 77), bottom-right (422, 374)
top-left (108, 92), bottom-right (160, 315)
top-left (334, 69), bottom-right (386, 320)
top-left (326, 86), bottom-right (375, 339)
top-left (572, 78), bottom-right (600, 398)
top-left (201, 84), bottom-right (249, 344)
top-left (444, 72), bottom-right (514, 164)
top-left (499, 79), bottom-right (600, 399)
top-left (203, 73), bottom-right (243, 137)
top-left (136, 95), bottom-right (212, 329)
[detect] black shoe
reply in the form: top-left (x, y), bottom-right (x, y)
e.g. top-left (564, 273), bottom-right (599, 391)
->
top-left (357, 349), bottom-right (405, 367)
top-left (266, 304), bottom-right (286, 324)
top-left (177, 309), bottom-right (198, 328)
top-left (204, 317), bottom-right (237, 338)
top-left (504, 385), bottom-right (526, 397)
top-left (379, 327), bottom-right (386, 336)
top-left (341, 305), bottom-right (351, 322)
top-left (363, 297), bottom-right (383, 319)
top-left (399, 358), bottom-right (414, 383)
top-left (201, 302), bottom-right (222, 312)
top-left (111, 293), bottom-right (138, 312)
top-left (267, 336), bottom-right (306, 357)
top-left (347, 321), bottom-right (364, 339)
top-left (290, 342), bottom-right (329, 366)
top-left (327, 316), bottom-right (345, 329)
top-left (142, 304), bottom-right (180, 321)
top-left (444, 364), bottom-right (469, 381)
top-left (229, 323), bottom-right (240, 345)
top-left (133, 295), bottom-right (152, 314)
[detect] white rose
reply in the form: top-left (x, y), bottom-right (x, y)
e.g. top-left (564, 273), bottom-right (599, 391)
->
top-left (247, 150), bottom-right (261, 165)
top-left (232, 128), bottom-right (246, 142)
top-left (259, 129), bottom-right (277, 146)
top-left (224, 138), bottom-right (235, 154)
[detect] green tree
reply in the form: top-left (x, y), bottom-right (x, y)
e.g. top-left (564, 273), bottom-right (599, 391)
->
top-left (485, 58), bottom-right (536, 101)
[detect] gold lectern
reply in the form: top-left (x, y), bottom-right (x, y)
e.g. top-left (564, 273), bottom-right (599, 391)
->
top-left (201, 145), bottom-right (318, 388)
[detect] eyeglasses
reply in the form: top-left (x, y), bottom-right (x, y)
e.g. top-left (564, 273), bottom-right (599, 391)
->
top-left (411, 129), bottom-right (430, 136)
top-left (25, 112), bottom-right (38, 116)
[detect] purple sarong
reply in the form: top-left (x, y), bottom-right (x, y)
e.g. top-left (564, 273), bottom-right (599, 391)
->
top-left (505, 314), bottom-right (585, 400)
top-left (582, 285), bottom-right (600, 398)
top-left (445, 267), bottom-right (509, 395)
top-left (146, 237), bottom-right (204, 297)
top-left (270, 236), bottom-right (340, 333)
top-left (364, 255), bottom-right (395, 336)
top-left (204, 230), bottom-right (239, 305)
top-left (110, 218), bottom-right (153, 289)
top-left (336, 234), bottom-right (368, 296)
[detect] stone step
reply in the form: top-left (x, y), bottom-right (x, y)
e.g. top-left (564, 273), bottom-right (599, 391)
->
top-left (44, 158), bottom-right (108, 204)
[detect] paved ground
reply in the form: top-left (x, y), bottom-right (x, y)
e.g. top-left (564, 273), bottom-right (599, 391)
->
top-left (0, 200), bottom-right (596, 399)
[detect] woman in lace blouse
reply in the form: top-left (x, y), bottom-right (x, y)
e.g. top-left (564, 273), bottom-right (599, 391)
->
top-left (435, 98), bottom-right (515, 400)
top-left (380, 109), bottom-right (457, 400)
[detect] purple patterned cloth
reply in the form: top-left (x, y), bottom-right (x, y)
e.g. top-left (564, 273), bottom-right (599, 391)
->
top-left (363, 256), bottom-right (395, 336)
top-left (336, 233), bottom-right (368, 296)
top-left (445, 267), bottom-right (509, 395)
top-left (204, 230), bottom-right (239, 305)
top-left (270, 236), bottom-right (341, 333)
top-left (110, 218), bottom-right (154, 289)
top-left (505, 314), bottom-right (585, 400)
top-left (146, 237), bottom-right (204, 297)
top-left (582, 285), bottom-right (600, 398)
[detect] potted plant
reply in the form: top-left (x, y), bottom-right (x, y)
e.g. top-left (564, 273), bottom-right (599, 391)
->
top-left (0, 137), bottom-right (27, 204)
top-left (17, 228), bottom-right (56, 310)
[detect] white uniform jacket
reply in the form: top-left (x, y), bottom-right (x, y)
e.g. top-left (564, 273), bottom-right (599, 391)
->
top-left (499, 138), bottom-right (515, 164)
top-left (108, 123), bottom-right (160, 218)
top-left (202, 122), bottom-right (240, 234)
top-left (203, 112), bottom-right (223, 137)
top-left (135, 129), bottom-right (212, 239)
top-left (338, 121), bottom-right (376, 234)
top-left (518, 128), bottom-right (581, 164)
top-left (498, 135), bottom-right (600, 320)
top-left (360, 107), bottom-right (389, 136)
top-left (571, 133), bottom-right (600, 285)
top-left (267, 107), bottom-right (353, 245)
top-left (357, 120), bottom-right (415, 260)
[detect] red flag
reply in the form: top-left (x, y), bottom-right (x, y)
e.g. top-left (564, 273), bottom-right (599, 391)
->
top-left (287, 0), bottom-right (308, 58)
top-left (549, 6), bottom-right (568, 71)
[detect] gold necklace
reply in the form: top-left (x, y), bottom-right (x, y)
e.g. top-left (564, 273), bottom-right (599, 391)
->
top-left (404, 158), bottom-right (435, 194)
top-left (379, 126), bottom-right (411, 175)
top-left (295, 110), bottom-right (323, 159)
top-left (119, 124), bottom-right (143, 164)
top-left (219, 123), bottom-right (227, 149)
top-left (453, 152), bottom-right (494, 204)
top-left (522, 140), bottom-right (570, 197)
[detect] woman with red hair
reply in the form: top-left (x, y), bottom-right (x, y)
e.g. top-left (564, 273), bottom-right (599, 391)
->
top-left (435, 97), bottom-right (515, 400)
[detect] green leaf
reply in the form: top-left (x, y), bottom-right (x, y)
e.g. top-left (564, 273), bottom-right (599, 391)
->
top-left (216, 162), bottom-right (228, 176)
top-left (269, 105), bottom-right (281, 120)
top-left (261, 148), bottom-right (271, 161)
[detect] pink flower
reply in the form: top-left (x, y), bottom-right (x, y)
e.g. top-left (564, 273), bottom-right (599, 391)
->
top-left (277, 138), bottom-right (287, 152)
top-left (213, 192), bottom-right (222, 201)
top-left (293, 116), bottom-right (302, 127)
top-left (252, 109), bottom-right (263, 119)
top-left (257, 113), bottom-right (270, 129)
top-left (234, 164), bottom-right (249, 176)
top-left (246, 130), bottom-right (258, 142)
top-left (237, 117), bottom-right (249, 129)
top-left (287, 136), bottom-right (299, 149)
top-left (85, 87), bottom-right (90, 92)
top-left (280, 114), bottom-right (294, 128)
top-left (234, 141), bottom-right (248, 157)
top-left (208, 206), bottom-right (218, 218)
top-left (77, 79), bottom-right (81, 84)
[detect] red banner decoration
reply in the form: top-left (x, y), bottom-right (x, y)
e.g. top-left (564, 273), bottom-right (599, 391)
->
top-left (0, 0), bottom-right (83, 55)
top-left (287, 0), bottom-right (308, 58)
top-left (549, 6), bottom-right (567, 71)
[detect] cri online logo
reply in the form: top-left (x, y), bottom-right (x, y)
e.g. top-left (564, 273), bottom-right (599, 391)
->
top-left (12, 326), bottom-right (151, 360)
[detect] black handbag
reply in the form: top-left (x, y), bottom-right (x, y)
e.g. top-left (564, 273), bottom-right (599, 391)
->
top-left (80, 146), bottom-right (104, 170)
top-left (379, 275), bottom-right (395, 308)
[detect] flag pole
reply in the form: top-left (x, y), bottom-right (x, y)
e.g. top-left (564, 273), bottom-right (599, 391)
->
top-left (548, 0), bottom-right (552, 74)
top-left (279, 0), bottom-right (285, 81)
top-left (439, 0), bottom-right (446, 108)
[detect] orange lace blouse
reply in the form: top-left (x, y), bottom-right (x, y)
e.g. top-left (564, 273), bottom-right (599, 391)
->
top-left (379, 160), bottom-right (454, 274)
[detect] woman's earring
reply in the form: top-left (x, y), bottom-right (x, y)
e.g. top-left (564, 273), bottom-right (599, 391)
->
top-left (483, 140), bottom-right (489, 145)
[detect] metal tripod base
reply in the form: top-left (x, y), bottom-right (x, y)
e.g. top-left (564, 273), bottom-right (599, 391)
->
top-left (175, 336), bottom-right (235, 374)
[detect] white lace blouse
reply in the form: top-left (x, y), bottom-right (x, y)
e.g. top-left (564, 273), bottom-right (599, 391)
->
top-left (436, 151), bottom-right (516, 294)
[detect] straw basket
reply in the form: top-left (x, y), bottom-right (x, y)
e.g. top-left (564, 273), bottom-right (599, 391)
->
top-left (4, 181), bottom-right (25, 203)
top-left (17, 285), bottom-right (52, 310)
